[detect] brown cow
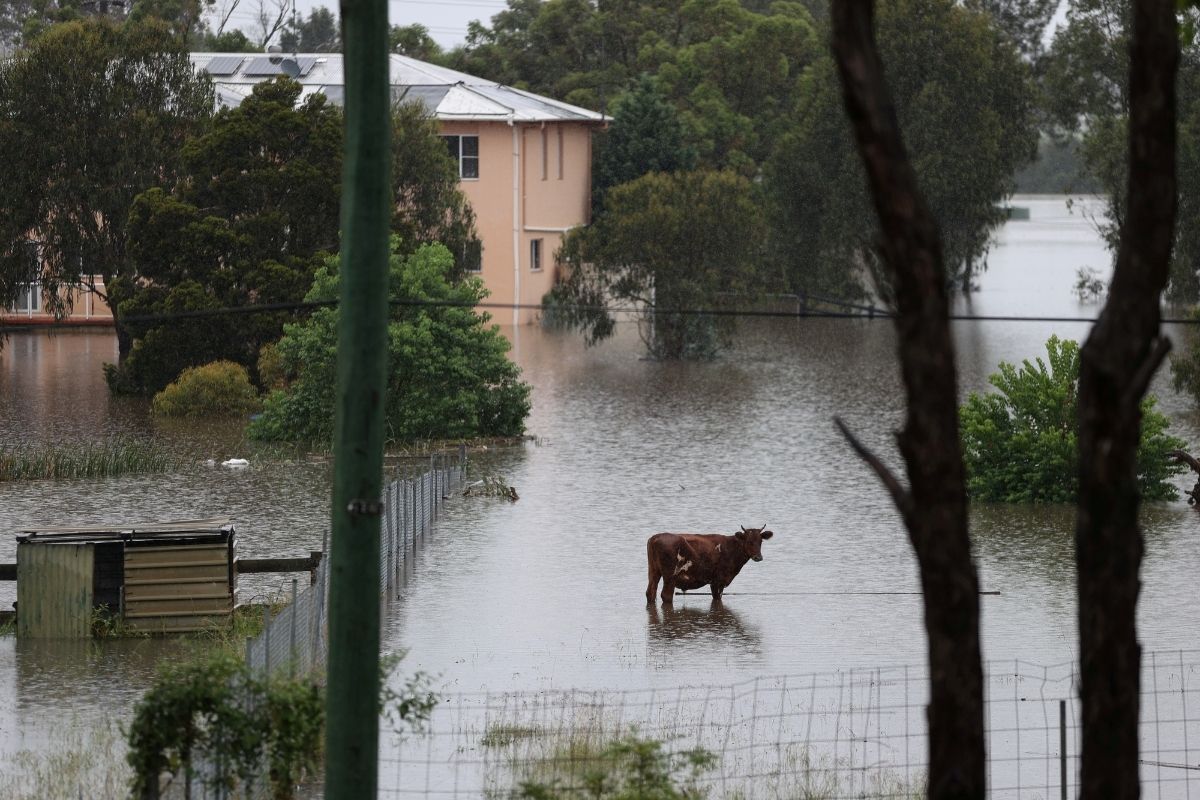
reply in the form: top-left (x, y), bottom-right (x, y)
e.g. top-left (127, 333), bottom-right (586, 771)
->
top-left (645, 525), bottom-right (774, 605)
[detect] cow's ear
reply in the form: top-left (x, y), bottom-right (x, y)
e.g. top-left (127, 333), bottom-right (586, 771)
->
top-left (761, 530), bottom-right (773, 540)
top-left (734, 529), bottom-right (746, 540)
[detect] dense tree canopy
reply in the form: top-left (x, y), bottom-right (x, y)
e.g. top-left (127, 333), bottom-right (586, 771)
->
top-left (447, 0), bottom-right (819, 172)
top-left (1044, 0), bottom-right (1200, 301)
top-left (591, 75), bottom-right (697, 213)
top-left (0, 18), bottom-right (213, 339)
top-left (250, 240), bottom-right (531, 444)
top-left (106, 78), bottom-right (341, 394)
top-left (549, 169), bottom-right (767, 359)
top-left (107, 79), bottom-right (478, 394)
top-left (767, 0), bottom-right (1037, 300)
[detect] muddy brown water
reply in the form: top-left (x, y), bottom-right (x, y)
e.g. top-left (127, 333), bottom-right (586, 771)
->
top-left (3, 196), bottom-right (1200, 780)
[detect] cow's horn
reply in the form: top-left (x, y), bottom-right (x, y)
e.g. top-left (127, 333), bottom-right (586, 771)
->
top-left (760, 523), bottom-right (767, 531)
top-left (740, 525), bottom-right (748, 532)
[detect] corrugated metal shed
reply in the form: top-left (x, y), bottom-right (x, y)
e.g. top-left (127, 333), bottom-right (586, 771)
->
top-left (189, 52), bottom-right (607, 123)
top-left (15, 519), bottom-right (237, 637)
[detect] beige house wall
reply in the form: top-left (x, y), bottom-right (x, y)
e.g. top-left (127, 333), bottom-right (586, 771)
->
top-left (448, 119), bottom-right (595, 326)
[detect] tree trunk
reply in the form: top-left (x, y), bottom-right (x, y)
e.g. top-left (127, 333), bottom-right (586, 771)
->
top-left (1075, 0), bottom-right (1177, 796)
top-left (830, 1), bottom-right (984, 797)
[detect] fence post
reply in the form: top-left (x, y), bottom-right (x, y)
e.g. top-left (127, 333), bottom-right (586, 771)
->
top-left (1060, 699), bottom-right (1068, 800)
top-left (263, 604), bottom-right (271, 675)
top-left (289, 578), bottom-right (298, 679)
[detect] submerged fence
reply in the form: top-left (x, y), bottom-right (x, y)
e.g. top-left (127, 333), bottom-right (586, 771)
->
top-left (377, 650), bottom-right (1200, 799)
top-left (162, 450), bottom-right (468, 800)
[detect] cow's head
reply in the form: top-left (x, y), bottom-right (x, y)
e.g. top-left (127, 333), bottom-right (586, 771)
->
top-left (735, 524), bottom-right (774, 562)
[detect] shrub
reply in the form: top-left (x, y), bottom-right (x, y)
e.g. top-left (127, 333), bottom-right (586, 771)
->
top-left (960, 335), bottom-right (1186, 503)
top-left (249, 239), bottom-right (531, 444)
top-left (151, 361), bottom-right (261, 418)
top-left (257, 341), bottom-right (288, 391)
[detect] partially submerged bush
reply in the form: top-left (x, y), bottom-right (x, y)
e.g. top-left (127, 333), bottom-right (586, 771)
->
top-left (126, 653), bottom-right (323, 800)
top-left (151, 360), bottom-right (261, 418)
top-left (961, 335), bottom-right (1186, 503)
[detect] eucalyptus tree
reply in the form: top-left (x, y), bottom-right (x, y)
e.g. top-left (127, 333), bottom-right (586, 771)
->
top-left (767, 0), bottom-right (1036, 300)
top-left (1043, 0), bottom-right (1200, 301)
top-left (548, 169), bottom-right (768, 360)
top-left (0, 18), bottom-right (213, 348)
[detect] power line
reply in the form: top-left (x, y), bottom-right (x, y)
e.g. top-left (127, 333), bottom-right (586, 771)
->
top-left (92, 297), bottom-right (1200, 325)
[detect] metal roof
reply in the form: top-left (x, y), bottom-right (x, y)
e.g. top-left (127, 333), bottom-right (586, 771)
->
top-left (16, 518), bottom-right (235, 543)
top-left (190, 52), bottom-right (606, 123)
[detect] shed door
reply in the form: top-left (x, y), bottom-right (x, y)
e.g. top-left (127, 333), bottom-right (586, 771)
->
top-left (17, 543), bottom-right (95, 639)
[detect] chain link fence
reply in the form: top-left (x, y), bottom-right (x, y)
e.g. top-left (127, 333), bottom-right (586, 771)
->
top-left (161, 450), bottom-right (468, 799)
top-left (377, 651), bottom-right (1200, 799)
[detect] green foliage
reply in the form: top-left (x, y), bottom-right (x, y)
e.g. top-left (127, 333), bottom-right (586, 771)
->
top-left (548, 169), bottom-right (769, 359)
top-left (1169, 306), bottom-right (1200, 402)
top-left (258, 341), bottom-right (287, 391)
top-left (446, 0), bottom-right (819, 171)
top-left (766, 0), bottom-right (1037, 299)
top-left (250, 239), bottom-right (530, 444)
top-left (390, 23), bottom-right (445, 59)
top-left (280, 7), bottom-right (341, 52)
top-left (108, 82), bottom-right (477, 395)
top-left (592, 75), bottom-right (698, 214)
top-left (151, 360), bottom-right (262, 418)
top-left (126, 652), bottom-right (323, 800)
top-left (1043, 0), bottom-right (1200, 301)
top-left (500, 732), bottom-right (716, 800)
top-left (0, 439), bottom-right (180, 481)
top-left (0, 18), bottom-right (213, 326)
top-left (961, 336), bottom-right (1186, 502)
top-left (106, 77), bottom-right (341, 394)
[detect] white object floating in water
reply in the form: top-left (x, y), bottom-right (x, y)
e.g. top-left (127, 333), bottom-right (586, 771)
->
top-left (221, 458), bottom-right (250, 468)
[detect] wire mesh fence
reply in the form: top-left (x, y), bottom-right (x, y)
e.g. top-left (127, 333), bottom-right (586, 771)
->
top-left (160, 450), bottom-right (468, 800)
top-left (377, 651), bottom-right (1200, 799)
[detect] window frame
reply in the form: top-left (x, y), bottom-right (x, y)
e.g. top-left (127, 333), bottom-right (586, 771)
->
top-left (530, 238), bottom-right (543, 272)
top-left (443, 134), bottom-right (480, 180)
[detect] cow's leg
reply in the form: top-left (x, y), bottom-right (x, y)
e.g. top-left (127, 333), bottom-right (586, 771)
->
top-left (646, 545), bottom-right (661, 604)
top-left (661, 576), bottom-right (676, 605)
top-left (710, 583), bottom-right (722, 599)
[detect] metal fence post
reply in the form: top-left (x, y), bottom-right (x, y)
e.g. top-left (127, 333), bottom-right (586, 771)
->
top-left (1060, 699), bottom-right (1068, 800)
top-left (289, 578), bottom-right (298, 679)
top-left (262, 604), bottom-right (271, 676)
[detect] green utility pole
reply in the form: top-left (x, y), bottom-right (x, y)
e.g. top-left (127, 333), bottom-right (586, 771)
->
top-left (325, 0), bottom-right (390, 793)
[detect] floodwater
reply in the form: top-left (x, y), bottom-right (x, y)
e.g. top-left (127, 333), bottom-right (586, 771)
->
top-left (3, 196), bottom-right (1200, 789)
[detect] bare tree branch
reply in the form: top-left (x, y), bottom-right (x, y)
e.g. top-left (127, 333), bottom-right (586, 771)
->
top-left (832, 416), bottom-right (912, 516)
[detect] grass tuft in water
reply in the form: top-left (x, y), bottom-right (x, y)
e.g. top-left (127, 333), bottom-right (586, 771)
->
top-left (0, 439), bottom-right (182, 481)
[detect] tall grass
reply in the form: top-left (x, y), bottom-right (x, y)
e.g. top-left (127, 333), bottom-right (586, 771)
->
top-left (480, 717), bottom-right (925, 800)
top-left (0, 719), bottom-right (131, 800)
top-left (0, 439), bottom-right (181, 481)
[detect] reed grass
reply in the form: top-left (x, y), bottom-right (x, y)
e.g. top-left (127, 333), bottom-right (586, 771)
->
top-left (0, 439), bottom-right (181, 481)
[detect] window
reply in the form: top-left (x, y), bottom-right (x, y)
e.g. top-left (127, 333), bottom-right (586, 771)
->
top-left (13, 283), bottom-right (40, 314)
top-left (442, 135), bottom-right (479, 179)
top-left (530, 238), bottom-right (543, 272)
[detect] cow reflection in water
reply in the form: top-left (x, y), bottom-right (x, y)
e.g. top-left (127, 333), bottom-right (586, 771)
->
top-left (646, 600), bottom-right (763, 658)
